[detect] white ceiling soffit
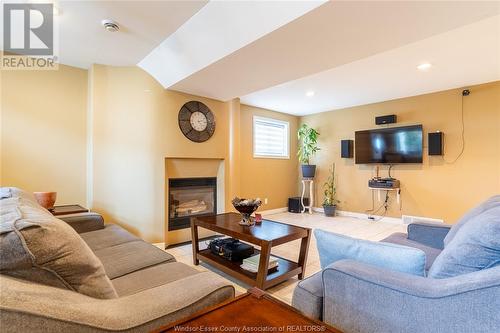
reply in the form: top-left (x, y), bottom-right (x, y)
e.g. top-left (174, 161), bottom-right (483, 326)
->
top-left (171, 1), bottom-right (499, 103)
top-left (138, 0), bottom-right (326, 88)
top-left (55, 1), bottom-right (208, 68)
top-left (241, 15), bottom-right (500, 116)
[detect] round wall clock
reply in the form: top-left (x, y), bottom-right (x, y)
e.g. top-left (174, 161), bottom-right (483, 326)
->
top-left (178, 101), bottom-right (216, 142)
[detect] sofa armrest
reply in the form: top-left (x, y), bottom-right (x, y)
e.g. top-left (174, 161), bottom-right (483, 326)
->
top-left (322, 260), bottom-right (500, 333)
top-left (407, 222), bottom-right (451, 249)
top-left (1, 272), bottom-right (235, 333)
top-left (57, 212), bottom-right (105, 234)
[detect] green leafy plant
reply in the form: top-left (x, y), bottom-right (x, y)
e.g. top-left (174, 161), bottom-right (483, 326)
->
top-left (297, 124), bottom-right (320, 164)
top-left (323, 163), bottom-right (340, 206)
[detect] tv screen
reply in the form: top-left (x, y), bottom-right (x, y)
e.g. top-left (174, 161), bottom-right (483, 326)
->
top-left (355, 125), bottom-right (423, 164)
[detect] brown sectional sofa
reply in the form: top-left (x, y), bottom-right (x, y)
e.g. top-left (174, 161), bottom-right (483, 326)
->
top-left (0, 188), bottom-right (235, 332)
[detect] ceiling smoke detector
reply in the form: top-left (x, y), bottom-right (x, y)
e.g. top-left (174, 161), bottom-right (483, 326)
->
top-left (102, 20), bottom-right (120, 32)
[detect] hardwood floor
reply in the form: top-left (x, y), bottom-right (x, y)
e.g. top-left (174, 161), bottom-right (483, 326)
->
top-left (157, 212), bottom-right (407, 304)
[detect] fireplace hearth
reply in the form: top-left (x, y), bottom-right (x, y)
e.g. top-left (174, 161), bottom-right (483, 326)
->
top-left (168, 177), bottom-right (217, 231)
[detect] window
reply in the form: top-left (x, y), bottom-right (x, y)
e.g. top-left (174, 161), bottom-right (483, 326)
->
top-left (253, 116), bottom-right (289, 159)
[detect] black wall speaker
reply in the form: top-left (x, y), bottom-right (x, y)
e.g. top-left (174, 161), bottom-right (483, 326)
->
top-left (428, 132), bottom-right (443, 155)
top-left (375, 114), bottom-right (397, 125)
top-left (288, 197), bottom-right (309, 213)
top-left (341, 139), bottom-right (353, 158)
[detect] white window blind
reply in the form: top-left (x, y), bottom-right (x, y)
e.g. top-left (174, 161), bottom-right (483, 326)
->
top-left (253, 116), bottom-right (289, 158)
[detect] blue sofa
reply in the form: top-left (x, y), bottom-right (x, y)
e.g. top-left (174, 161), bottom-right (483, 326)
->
top-left (292, 198), bottom-right (500, 333)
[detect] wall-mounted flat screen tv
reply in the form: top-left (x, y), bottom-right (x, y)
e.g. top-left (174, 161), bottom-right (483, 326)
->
top-left (355, 125), bottom-right (423, 164)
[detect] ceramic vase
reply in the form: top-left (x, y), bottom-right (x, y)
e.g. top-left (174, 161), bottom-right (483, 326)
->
top-left (33, 192), bottom-right (57, 210)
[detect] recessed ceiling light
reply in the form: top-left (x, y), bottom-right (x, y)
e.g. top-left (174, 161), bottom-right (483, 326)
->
top-left (306, 91), bottom-right (315, 97)
top-left (102, 19), bottom-right (120, 32)
top-left (417, 63), bottom-right (432, 71)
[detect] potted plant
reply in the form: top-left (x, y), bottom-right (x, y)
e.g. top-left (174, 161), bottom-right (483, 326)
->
top-left (323, 163), bottom-right (339, 217)
top-left (297, 123), bottom-right (320, 178)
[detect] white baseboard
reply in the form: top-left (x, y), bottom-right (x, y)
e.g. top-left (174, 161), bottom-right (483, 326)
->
top-left (312, 206), bottom-right (403, 224)
top-left (259, 207), bottom-right (288, 215)
top-left (245, 205), bottom-right (400, 222)
top-left (311, 206), bottom-right (324, 213)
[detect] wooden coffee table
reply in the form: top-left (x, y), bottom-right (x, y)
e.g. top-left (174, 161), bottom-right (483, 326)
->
top-left (191, 212), bottom-right (311, 290)
top-left (155, 288), bottom-right (342, 333)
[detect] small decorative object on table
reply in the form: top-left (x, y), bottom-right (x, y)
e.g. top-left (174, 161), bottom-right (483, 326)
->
top-left (232, 197), bottom-right (262, 226)
top-left (208, 238), bottom-right (254, 261)
top-left (33, 192), bottom-right (57, 210)
top-left (241, 254), bottom-right (279, 273)
top-left (254, 213), bottom-right (262, 224)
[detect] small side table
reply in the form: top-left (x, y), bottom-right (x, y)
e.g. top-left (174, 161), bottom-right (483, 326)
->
top-left (301, 178), bottom-right (314, 214)
top-left (50, 204), bottom-right (89, 216)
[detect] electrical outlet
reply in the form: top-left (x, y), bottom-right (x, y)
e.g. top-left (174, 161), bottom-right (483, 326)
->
top-left (264, 198), bottom-right (268, 205)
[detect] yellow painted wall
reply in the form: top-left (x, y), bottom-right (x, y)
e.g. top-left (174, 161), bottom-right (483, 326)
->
top-left (89, 67), bottom-right (300, 242)
top-left (4, 62), bottom-right (497, 241)
top-left (301, 81), bottom-right (500, 223)
top-left (1, 65), bottom-right (88, 205)
top-left (90, 65), bottom-right (231, 242)
top-left (0, 64), bottom-right (299, 243)
top-left (240, 104), bottom-right (300, 210)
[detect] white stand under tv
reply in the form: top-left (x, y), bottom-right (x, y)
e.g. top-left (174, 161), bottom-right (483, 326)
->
top-left (369, 186), bottom-right (401, 205)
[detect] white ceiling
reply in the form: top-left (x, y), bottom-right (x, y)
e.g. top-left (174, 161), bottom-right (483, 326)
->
top-left (3, 1), bottom-right (499, 116)
top-left (53, 0), bottom-right (207, 68)
top-left (138, 0), bottom-right (325, 89)
top-left (170, 1), bottom-right (500, 114)
top-left (241, 15), bottom-right (500, 115)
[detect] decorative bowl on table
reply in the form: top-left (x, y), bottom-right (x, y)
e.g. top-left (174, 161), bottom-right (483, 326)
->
top-left (33, 192), bottom-right (57, 210)
top-left (232, 197), bottom-right (262, 226)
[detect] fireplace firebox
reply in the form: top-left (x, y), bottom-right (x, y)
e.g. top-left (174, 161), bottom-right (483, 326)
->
top-left (168, 177), bottom-right (217, 231)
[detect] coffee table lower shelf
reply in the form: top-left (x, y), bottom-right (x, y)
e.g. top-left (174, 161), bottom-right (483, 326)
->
top-left (197, 249), bottom-right (302, 289)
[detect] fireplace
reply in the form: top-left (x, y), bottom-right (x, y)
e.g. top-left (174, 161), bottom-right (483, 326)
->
top-left (168, 177), bottom-right (217, 231)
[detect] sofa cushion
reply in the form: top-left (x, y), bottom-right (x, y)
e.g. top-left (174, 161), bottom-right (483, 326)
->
top-left (315, 229), bottom-right (426, 276)
top-left (0, 271), bottom-right (235, 333)
top-left (381, 232), bottom-right (441, 271)
top-left (1, 191), bottom-right (41, 213)
top-left (0, 196), bottom-right (117, 299)
top-left (112, 262), bottom-right (201, 296)
top-left (58, 212), bottom-right (105, 234)
top-left (429, 206), bottom-right (500, 278)
top-left (444, 195), bottom-right (500, 247)
top-left (94, 240), bottom-right (175, 279)
top-left (80, 224), bottom-right (140, 251)
top-left (0, 187), bottom-right (36, 202)
top-left (292, 270), bottom-right (323, 320)
top-left (1, 187), bottom-right (12, 199)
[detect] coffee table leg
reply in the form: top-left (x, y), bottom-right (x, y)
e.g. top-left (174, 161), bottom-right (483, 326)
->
top-left (256, 242), bottom-right (271, 289)
top-left (298, 229), bottom-right (311, 279)
top-left (191, 219), bottom-right (199, 265)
